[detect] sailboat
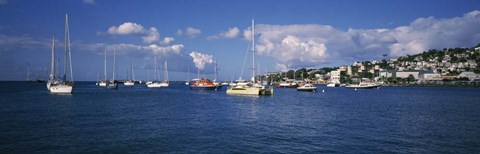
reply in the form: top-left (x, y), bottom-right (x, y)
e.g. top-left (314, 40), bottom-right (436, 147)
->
top-left (124, 63), bottom-right (135, 86)
top-left (226, 19), bottom-right (273, 95)
top-left (26, 65), bottom-right (32, 82)
top-left (36, 67), bottom-right (46, 83)
top-left (146, 55), bottom-right (162, 88)
top-left (158, 60), bottom-right (169, 87)
top-left (185, 67), bottom-right (190, 85)
top-left (212, 60), bottom-right (223, 89)
top-left (106, 46), bottom-right (118, 89)
top-left (97, 49), bottom-right (108, 86)
top-left (46, 14), bottom-right (73, 94)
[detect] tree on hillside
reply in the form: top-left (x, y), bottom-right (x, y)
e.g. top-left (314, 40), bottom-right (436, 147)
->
top-left (286, 70), bottom-right (294, 79)
top-left (406, 74), bottom-right (415, 83)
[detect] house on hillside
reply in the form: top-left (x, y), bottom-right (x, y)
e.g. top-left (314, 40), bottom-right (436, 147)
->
top-left (396, 71), bottom-right (421, 79)
top-left (458, 72), bottom-right (480, 81)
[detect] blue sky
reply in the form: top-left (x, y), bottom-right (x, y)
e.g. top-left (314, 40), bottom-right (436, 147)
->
top-left (1, 0), bottom-right (480, 81)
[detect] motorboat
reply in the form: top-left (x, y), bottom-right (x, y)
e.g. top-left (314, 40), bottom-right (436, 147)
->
top-left (297, 83), bottom-right (317, 92)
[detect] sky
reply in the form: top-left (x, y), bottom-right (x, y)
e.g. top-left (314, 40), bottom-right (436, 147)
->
top-left (1, 0), bottom-right (480, 81)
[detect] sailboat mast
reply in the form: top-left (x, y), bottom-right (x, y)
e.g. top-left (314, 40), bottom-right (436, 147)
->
top-left (104, 49), bottom-right (107, 80)
top-left (251, 18), bottom-right (255, 83)
top-left (50, 35), bottom-right (55, 80)
top-left (63, 14), bottom-right (68, 81)
top-left (113, 46), bottom-right (116, 81)
top-left (67, 14), bottom-right (73, 82)
top-left (26, 65), bottom-right (30, 81)
top-left (214, 59), bottom-right (217, 81)
top-left (153, 55), bottom-right (157, 81)
top-left (132, 63), bottom-right (135, 81)
top-left (164, 60), bottom-right (168, 81)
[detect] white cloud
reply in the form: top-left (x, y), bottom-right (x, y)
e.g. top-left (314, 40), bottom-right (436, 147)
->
top-left (83, 0), bottom-right (95, 4)
top-left (141, 27), bottom-right (160, 43)
top-left (107, 22), bottom-right (145, 35)
top-left (144, 44), bottom-right (184, 54)
top-left (208, 27), bottom-right (240, 40)
top-left (106, 22), bottom-right (160, 43)
top-left (177, 27), bottom-right (201, 38)
top-left (189, 51), bottom-right (214, 70)
top-left (250, 10), bottom-right (480, 69)
top-left (160, 37), bottom-right (175, 45)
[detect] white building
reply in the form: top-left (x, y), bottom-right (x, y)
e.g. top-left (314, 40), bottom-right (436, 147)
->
top-left (379, 71), bottom-right (394, 78)
top-left (330, 70), bottom-right (341, 83)
top-left (458, 72), bottom-right (479, 81)
top-left (347, 66), bottom-right (353, 76)
top-left (422, 73), bottom-right (442, 81)
top-left (396, 71), bottom-right (420, 79)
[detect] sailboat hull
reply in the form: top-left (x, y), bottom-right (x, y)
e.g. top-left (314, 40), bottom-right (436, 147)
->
top-left (123, 82), bottom-right (134, 86)
top-left (48, 85), bottom-right (72, 93)
top-left (226, 86), bottom-right (273, 95)
top-left (147, 82), bottom-right (162, 88)
top-left (190, 85), bottom-right (220, 90)
top-left (159, 82), bottom-right (169, 87)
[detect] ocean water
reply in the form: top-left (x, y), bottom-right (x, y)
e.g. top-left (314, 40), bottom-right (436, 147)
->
top-left (1, 81), bottom-right (479, 153)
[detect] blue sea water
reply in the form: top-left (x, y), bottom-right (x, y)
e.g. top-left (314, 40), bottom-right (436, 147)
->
top-left (1, 81), bottom-right (480, 153)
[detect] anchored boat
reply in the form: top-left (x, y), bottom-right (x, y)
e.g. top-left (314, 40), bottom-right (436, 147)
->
top-left (226, 18), bottom-right (273, 96)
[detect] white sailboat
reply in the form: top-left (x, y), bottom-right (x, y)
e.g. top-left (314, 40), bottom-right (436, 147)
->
top-left (124, 63), bottom-right (135, 86)
top-left (106, 46), bottom-right (118, 89)
top-left (26, 65), bottom-right (32, 82)
top-left (98, 49), bottom-right (108, 86)
top-left (146, 55), bottom-right (162, 88)
top-left (226, 18), bottom-right (273, 95)
top-left (47, 14), bottom-right (73, 94)
top-left (185, 67), bottom-right (190, 85)
top-left (159, 60), bottom-right (169, 87)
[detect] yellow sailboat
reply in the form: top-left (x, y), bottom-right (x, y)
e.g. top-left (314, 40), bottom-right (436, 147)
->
top-left (226, 18), bottom-right (273, 96)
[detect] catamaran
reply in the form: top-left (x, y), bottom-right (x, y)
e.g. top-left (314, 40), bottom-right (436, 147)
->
top-left (47, 14), bottom-right (73, 94)
top-left (226, 19), bottom-right (273, 95)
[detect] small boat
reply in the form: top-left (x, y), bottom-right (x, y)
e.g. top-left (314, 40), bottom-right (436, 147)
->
top-left (326, 82), bottom-right (340, 87)
top-left (46, 14), bottom-right (73, 94)
top-left (123, 64), bottom-right (135, 86)
top-left (146, 82), bottom-right (162, 88)
top-left (146, 55), bottom-right (169, 88)
top-left (123, 80), bottom-right (134, 86)
top-left (345, 82), bottom-right (380, 89)
top-left (226, 19), bottom-right (273, 96)
top-left (158, 80), bottom-right (169, 87)
top-left (185, 67), bottom-right (190, 85)
top-left (98, 80), bottom-right (107, 86)
top-left (106, 80), bottom-right (118, 89)
top-left (158, 60), bottom-right (169, 87)
top-left (98, 49), bottom-right (108, 86)
top-left (297, 83), bottom-right (317, 92)
top-left (105, 46), bottom-right (118, 89)
top-left (276, 79), bottom-right (298, 88)
top-left (190, 78), bottom-right (221, 90)
top-left (221, 82), bottom-right (229, 86)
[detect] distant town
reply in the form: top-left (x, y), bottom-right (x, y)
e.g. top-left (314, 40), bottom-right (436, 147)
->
top-left (261, 44), bottom-right (480, 86)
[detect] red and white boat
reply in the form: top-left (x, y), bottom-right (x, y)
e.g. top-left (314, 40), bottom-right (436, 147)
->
top-left (190, 78), bottom-right (222, 90)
